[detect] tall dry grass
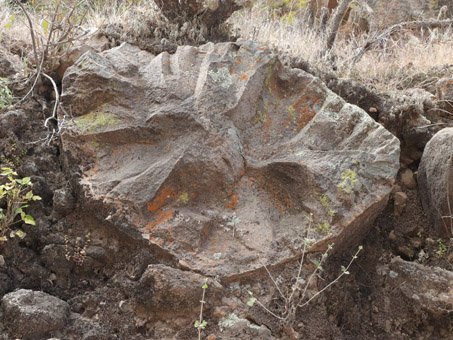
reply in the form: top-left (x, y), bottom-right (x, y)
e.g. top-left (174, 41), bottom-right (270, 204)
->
top-left (230, 3), bottom-right (453, 95)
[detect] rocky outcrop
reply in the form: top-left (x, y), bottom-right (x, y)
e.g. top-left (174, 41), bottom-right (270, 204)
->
top-left (418, 127), bottom-right (453, 236)
top-left (60, 41), bottom-right (399, 281)
top-left (2, 289), bottom-right (70, 339)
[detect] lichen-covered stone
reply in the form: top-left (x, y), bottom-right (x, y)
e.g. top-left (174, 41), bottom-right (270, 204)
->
top-left (60, 41), bottom-right (400, 281)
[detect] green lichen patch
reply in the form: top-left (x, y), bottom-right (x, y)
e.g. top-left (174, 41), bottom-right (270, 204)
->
top-left (75, 110), bottom-right (121, 135)
top-left (338, 169), bottom-right (358, 194)
top-left (208, 67), bottom-right (232, 89)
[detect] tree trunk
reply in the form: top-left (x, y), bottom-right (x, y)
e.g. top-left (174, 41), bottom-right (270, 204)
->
top-left (324, 0), bottom-right (352, 53)
top-left (154, 0), bottom-right (242, 28)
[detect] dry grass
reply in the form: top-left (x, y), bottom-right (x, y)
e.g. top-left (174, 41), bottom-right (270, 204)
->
top-left (230, 3), bottom-right (453, 95)
top-left (85, 0), bottom-right (161, 35)
top-left (1, 0), bottom-right (452, 95)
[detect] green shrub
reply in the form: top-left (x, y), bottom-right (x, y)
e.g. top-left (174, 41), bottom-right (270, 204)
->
top-left (0, 167), bottom-right (41, 241)
top-left (0, 78), bottom-right (13, 112)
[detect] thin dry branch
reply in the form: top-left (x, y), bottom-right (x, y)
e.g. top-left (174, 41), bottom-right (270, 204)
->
top-left (352, 19), bottom-right (453, 64)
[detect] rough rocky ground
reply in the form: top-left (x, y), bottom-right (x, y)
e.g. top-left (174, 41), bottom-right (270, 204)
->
top-left (0, 28), bottom-right (452, 340)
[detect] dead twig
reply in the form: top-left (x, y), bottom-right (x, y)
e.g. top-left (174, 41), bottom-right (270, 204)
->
top-left (352, 19), bottom-right (453, 64)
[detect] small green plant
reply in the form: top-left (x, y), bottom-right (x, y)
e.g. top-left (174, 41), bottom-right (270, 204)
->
top-left (436, 238), bottom-right (448, 258)
top-left (0, 78), bottom-right (13, 111)
top-left (194, 278), bottom-right (208, 340)
top-left (64, 232), bottom-right (91, 266)
top-left (317, 220), bottom-right (331, 234)
top-left (255, 109), bottom-right (267, 124)
top-left (247, 215), bottom-right (362, 331)
top-left (0, 167), bottom-right (41, 241)
top-left (179, 192), bottom-right (189, 205)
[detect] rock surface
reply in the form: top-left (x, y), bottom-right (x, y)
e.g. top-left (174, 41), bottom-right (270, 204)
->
top-left (60, 41), bottom-right (400, 281)
top-left (418, 127), bottom-right (453, 236)
top-left (2, 289), bottom-right (70, 339)
top-left (386, 257), bottom-right (453, 314)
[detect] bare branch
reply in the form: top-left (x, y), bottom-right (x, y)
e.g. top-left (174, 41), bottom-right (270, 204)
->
top-left (352, 19), bottom-right (453, 64)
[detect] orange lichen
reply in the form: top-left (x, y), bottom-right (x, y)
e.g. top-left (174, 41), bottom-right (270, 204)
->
top-left (225, 190), bottom-right (238, 210)
top-left (145, 209), bottom-right (175, 230)
top-left (147, 185), bottom-right (179, 213)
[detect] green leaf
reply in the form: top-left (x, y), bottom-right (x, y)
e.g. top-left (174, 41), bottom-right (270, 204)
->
top-left (247, 297), bottom-right (257, 307)
top-left (32, 195), bottom-right (42, 201)
top-left (4, 22), bottom-right (12, 29)
top-left (24, 191), bottom-right (33, 200)
top-left (202, 283), bottom-right (208, 289)
top-left (42, 19), bottom-right (49, 33)
top-left (14, 207), bottom-right (23, 214)
top-left (1, 167), bottom-right (15, 176)
top-left (23, 214), bottom-right (36, 225)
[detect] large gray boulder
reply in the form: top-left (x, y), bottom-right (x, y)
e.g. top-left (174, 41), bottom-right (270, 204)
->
top-left (2, 289), bottom-right (70, 339)
top-left (418, 127), bottom-right (453, 236)
top-left (60, 41), bottom-right (399, 280)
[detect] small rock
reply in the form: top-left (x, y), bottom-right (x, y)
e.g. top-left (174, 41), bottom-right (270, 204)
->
top-left (389, 230), bottom-right (398, 241)
top-left (0, 255), bottom-right (5, 267)
top-left (52, 188), bottom-right (76, 216)
top-left (400, 168), bottom-right (417, 189)
top-left (389, 271), bottom-right (398, 279)
top-left (2, 289), bottom-right (70, 339)
top-left (394, 191), bottom-right (408, 216)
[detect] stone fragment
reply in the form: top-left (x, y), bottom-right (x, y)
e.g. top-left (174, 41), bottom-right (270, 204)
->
top-left (400, 168), bottom-right (416, 190)
top-left (394, 191), bottom-right (408, 216)
top-left (2, 289), bottom-right (70, 339)
top-left (52, 188), bottom-right (76, 216)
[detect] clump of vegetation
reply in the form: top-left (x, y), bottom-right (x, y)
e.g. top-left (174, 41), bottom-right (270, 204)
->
top-left (0, 78), bottom-right (13, 111)
top-left (64, 232), bottom-right (91, 266)
top-left (0, 167), bottom-right (41, 242)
